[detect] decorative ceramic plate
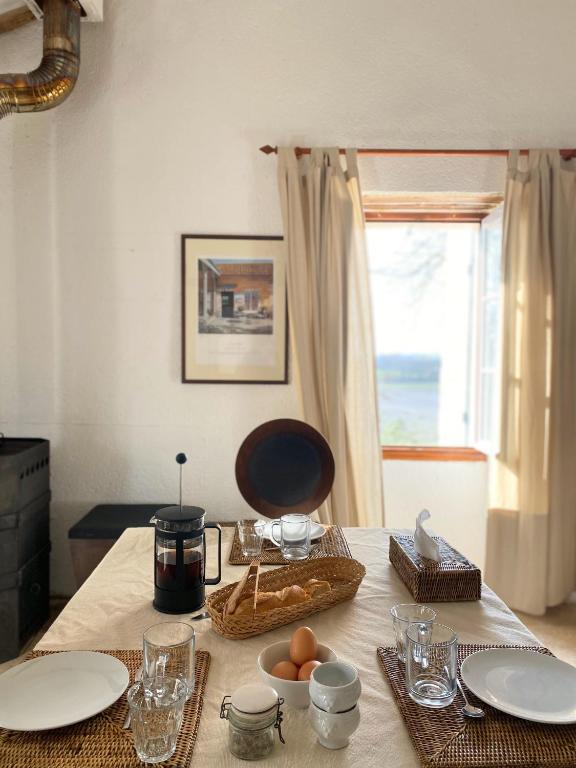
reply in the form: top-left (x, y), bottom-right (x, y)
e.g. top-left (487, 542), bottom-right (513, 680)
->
top-left (0, 651), bottom-right (129, 731)
top-left (461, 648), bottom-right (576, 724)
top-left (235, 419), bottom-right (335, 518)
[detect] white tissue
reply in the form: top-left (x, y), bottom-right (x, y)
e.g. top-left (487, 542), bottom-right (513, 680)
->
top-left (414, 509), bottom-right (441, 562)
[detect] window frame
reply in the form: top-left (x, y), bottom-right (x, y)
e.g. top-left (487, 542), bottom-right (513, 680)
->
top-left (470, 206), bottom-right (504, 455)
top-left (364, 193), bottom-right (503, 462)
top-left (381, 446), bottom-right (486, 461)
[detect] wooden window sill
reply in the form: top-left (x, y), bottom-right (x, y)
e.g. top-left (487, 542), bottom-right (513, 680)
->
top-left (381, 446), bottom-right (487, 462)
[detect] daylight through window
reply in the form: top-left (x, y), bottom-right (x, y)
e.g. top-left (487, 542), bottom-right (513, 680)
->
top-left (366, 213), bottom-right (502, 449)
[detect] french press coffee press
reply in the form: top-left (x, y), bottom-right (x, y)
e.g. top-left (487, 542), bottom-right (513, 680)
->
top-left (151, 454), bottom-right (222, 614)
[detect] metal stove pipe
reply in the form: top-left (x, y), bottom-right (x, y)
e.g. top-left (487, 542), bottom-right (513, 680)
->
top-left (0, 0), bottom-right (81, 120)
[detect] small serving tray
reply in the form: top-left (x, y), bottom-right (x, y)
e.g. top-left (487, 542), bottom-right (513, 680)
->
top-left (228, 522), bottom-right (352, 565)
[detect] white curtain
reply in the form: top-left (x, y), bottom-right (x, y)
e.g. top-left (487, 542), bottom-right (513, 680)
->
top-left (486, 150), bottom-right (576, 615)
top-left (277, 148), bottom-right (385, 528)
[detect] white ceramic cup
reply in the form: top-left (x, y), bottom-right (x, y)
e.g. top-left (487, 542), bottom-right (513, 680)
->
top-left (308, 700), bottom-right (360, 749)
top-left (309, 662), bottom-right (361, 713)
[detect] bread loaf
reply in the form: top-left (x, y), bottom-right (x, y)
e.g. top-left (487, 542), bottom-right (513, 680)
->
top-left (232, 579), bottom-right (331, 616)
top-left (302, 578), bottom-right (331, 598)
top-left (234, 585), bottom-right (309, 615)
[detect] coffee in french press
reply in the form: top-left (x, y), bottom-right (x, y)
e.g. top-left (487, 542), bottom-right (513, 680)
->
top-left (151, 453), bottom-right (222, 614)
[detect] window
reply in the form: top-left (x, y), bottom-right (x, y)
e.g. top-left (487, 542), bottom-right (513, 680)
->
top-left (365, 194), bottom-right (503, 453)
top-left (473, 207), bottom-right (503, 452)
top-left (243, 289), bottom-right (260, 312)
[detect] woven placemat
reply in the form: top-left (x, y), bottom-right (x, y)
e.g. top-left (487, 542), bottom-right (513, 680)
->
top-left (0, 649), bottom-right (211, 768)
top-left (229, 522), bottom-right (352, 565)
top-left (377, 644), bottom-right (576, 768)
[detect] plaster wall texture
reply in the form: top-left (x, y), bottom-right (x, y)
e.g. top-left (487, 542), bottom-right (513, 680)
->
top-left (384, 460), bottom-right (489, 571)
top-left (1, 0), bottom-right (574, 594)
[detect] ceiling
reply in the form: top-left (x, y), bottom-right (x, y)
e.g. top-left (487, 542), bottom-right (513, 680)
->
top-left (0, 0), bottom-right (103, 21)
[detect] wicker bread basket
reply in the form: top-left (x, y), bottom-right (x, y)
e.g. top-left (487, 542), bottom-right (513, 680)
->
top-left (206, 556), bottom-right (366, 640)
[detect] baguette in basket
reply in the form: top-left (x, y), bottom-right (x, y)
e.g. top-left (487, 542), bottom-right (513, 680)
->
top-left (208, 557), bottom-right (366, 640)
top-left (234, 579), bottom-right (331, 616)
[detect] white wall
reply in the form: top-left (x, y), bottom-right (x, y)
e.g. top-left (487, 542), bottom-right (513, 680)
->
top-left (383, 460), bottom-right (488, 570)
top-left (1, 0), bottom-right (575, 594)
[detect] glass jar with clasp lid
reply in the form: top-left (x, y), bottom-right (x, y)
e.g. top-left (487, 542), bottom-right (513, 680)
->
top-left (220, 683), bottom-right (285, 760)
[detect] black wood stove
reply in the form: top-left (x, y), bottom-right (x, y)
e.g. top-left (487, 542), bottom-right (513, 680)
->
top-left (0, 436), bottom-right (50, 661)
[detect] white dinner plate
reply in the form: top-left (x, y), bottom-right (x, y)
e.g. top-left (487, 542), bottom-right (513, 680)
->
top-left (461, 648), bottom-right (576, 724)
top-left (254, 520), bottom-right (326, 542)
top-left (0, 650), bottom-right (130, 731)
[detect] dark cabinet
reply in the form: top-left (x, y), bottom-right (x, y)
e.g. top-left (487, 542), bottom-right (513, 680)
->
top-left (0, 438), bottom-right (50, 661)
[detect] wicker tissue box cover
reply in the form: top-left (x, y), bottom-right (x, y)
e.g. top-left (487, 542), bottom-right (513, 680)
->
top-left (389, 535), bottom-right (481, 602)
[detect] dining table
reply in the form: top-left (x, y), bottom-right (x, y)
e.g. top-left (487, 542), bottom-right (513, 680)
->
top-left (37, 526), bottom-right (539, 767)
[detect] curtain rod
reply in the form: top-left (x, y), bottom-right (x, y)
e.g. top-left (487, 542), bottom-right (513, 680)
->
top-left (259, 145), bottom-right (576, 159)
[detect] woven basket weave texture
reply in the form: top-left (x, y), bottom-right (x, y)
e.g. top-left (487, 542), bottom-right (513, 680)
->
top-left (229, 522), bottom-right (352, 565)
top-left (389, 535), bottom-right (481, 602)
top-left (207, 556), bottom-right (365, 640)
top-left (0, 649), bottom-right (210, 768)
top-left (378, 644), bottom-right (576, 768)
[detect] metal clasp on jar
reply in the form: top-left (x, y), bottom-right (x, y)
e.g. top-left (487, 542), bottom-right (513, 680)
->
top-left (220, 695), bottom-right (232, 720)
top-left (220, 695), bottom-right (285, 745)
top-left (275, 697), bottom-right (285, 744)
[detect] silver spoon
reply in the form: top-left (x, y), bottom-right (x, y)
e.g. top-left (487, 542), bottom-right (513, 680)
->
top-left (187, 611), bottom-right (210, 621)
top-left (457, 678), bottom-right (485, 719)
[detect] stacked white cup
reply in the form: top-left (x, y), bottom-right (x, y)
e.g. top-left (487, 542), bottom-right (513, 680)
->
top-left (308, 662), bottom-right (361, 749)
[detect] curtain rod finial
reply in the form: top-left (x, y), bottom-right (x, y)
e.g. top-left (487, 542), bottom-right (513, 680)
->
top-left (260, 144), bottom-right (277, 155)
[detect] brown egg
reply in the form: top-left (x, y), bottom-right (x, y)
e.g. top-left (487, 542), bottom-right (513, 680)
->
top-left (270, 660), bottom-right (299, 681)
top-left (289, 626), bottom-right (318, 666)
top-left (298, 660), bottom-right (322, 681)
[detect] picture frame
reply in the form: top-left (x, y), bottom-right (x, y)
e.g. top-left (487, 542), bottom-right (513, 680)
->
top-left (181, 234), bottom-right (288, 384)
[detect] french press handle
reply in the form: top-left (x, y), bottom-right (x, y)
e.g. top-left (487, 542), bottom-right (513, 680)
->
top-left (204, 522), bottom-right (222, 585)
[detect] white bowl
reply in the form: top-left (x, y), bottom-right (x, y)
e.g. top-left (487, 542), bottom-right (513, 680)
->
top-left (257, 641), bottom-right (337, 708)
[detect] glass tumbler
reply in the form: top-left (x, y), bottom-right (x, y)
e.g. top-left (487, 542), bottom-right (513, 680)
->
top-left (237, 520), bottom-right (264, 557)
top-left (143, 622), bottom-right (195, 698)
top-left (405, 622), bottom-right (457, 708)
top-left (390, 604), bottom-right (436, 663)
top-left (128, 676), bottom-right (187, 764)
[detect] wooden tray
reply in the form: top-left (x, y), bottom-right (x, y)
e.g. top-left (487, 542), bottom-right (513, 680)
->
top-left (0, 649), bottom-right (210, 768)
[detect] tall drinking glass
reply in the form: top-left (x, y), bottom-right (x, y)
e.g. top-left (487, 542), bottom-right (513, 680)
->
top-left (270, 514), bottom-right (311, 560)
top-left (390, 604), bottom-right (436, 663)
top-left (143, 622), bottom-right (195, 698)
top-left (405, 622), bottom-right (457, 708)
top-left (128, 676), bottom-right (187, 763)
top-left (237, 520), bottom-right (264, 557)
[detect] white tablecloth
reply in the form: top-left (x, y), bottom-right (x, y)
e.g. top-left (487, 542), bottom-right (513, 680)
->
top-left (38, 528), bottom-right (537, 767)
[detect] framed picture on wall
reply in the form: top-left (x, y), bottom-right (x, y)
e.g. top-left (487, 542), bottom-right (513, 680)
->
top-left (181, 234), bottom-right (288, 383)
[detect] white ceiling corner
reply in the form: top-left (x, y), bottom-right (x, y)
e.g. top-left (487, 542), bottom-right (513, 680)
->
top-left (0, 0), bottom-right (103, 21)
